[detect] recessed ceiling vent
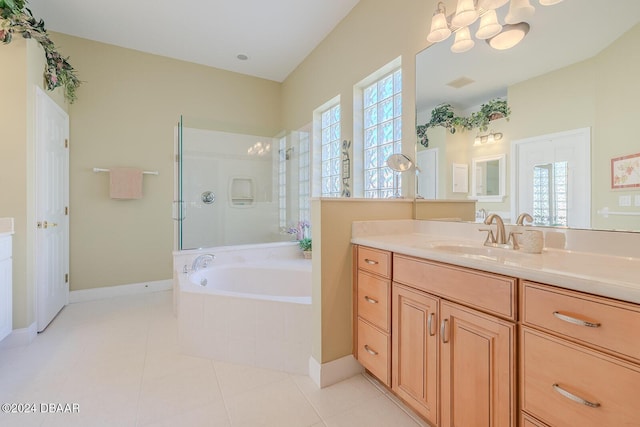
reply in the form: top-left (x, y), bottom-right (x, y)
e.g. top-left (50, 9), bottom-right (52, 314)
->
top-left (446, 76), bottom-right (475, 89)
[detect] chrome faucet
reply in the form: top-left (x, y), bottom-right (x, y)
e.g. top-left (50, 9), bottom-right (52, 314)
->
top-left (191, 254), bottom-right (215, 272)
top-left (516, 212), bottom-right (534, 226)
top-left (484, 214), bottom-right (507, 245)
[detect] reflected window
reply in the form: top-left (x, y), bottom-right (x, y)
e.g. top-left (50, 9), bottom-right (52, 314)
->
top-left (278, 137), bottom-right (287, 228)
top-left (320, 104), bottom-right (341, 197)
top-left (533, 162), bottom-right (568, 226)
top-left (363, 69), bottom-right (402, 198)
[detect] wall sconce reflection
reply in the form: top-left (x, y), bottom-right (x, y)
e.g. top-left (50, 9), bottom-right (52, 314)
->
top-left (247, 141), bottom-right (271, 156)
top-left (473, 131), bottom-right (503, 146)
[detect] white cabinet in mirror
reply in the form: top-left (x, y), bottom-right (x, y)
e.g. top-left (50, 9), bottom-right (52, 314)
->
top-left (470, 154), bottom-right (505, 203)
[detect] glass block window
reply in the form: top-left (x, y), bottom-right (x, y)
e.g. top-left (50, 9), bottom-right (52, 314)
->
top-left (298, 131), bottom-right (311, 223)
top-left (320, 104), bottom-right (341, 197)
top-left (278, 137), bottom-right (287, 228)
top-left (363, 69), bottom-right (402, 198)
top-left (533, 161), bottom-right (568, 226)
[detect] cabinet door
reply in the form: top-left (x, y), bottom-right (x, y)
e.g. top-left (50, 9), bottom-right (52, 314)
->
top-left (392, 284), bottom-right (439, 426)
top-left (440, 301), bottom-right (516, 427)
top-left (0, 256), bottom-right (12, 342)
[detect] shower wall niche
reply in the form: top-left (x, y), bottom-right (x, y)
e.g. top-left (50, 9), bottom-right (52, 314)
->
top-left (176, 123), bottom-right (309, 250)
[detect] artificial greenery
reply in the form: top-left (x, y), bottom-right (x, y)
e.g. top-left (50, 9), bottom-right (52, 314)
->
top-left (416, 98), bottom-right (510, 147)
top-left (0, 0), bottom-right (81, 102)
top-left (298, 238), bottom-right (312, 252)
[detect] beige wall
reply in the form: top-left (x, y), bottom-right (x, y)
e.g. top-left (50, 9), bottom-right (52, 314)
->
top-left (312, 199), bottom-right (413, 363)
top-left (0, 38), bottom-right (67, 328)
top-left (49, 34), bottom-right (282, 291)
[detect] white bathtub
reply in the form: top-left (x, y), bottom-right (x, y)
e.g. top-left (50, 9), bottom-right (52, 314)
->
top-left (176, 245), bottom-right (312, 375)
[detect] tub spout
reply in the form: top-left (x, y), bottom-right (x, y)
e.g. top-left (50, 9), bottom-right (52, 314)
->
top-left (192, 254), bottom-right (215, 272)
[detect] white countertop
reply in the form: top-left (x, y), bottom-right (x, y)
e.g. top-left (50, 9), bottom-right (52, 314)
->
top-left (0, 218), bottom-right (14, 237)
top-left (352, 231), bottom-right (640, 305)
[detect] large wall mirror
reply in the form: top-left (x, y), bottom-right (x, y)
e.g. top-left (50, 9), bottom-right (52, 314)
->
top-left (415, 0), bottom-right (640, 232)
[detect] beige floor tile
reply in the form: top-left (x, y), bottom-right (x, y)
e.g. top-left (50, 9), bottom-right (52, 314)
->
top-left (293, 373), bottom-right (383, 419)
top-left (213, 360), bottom-right (290, 399)
top-left (225, 377), bottom-right (321, 427)
top-left (138, 400), bottom-right (231, 427)
top-left (136, 363), bottom-right (222, 425)
top-left (323, 395), bottom-right (422, 427)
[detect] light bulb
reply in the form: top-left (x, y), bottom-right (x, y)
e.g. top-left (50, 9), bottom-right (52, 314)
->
top-left (505, 0), bottom-right (535, 24)
top-left (451, 27), bottom-right (475, 53)
top-left (451, 0), bottom-right (478, 28)
top-left (487, 22), bottom-right (530, 50)
top-left (427, 10), bottom-right (451, 43)
top-left (476, 9), bottom-right (502, 39)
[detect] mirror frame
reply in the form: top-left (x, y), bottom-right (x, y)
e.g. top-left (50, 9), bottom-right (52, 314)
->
top-left (470, 154), bottom-right (506, 203)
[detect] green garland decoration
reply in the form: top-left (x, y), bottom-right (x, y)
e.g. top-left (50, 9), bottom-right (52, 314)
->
top-left (416, 98), bottom-right (510, 147)
top-left (0, 0), bottom-right (81, 103)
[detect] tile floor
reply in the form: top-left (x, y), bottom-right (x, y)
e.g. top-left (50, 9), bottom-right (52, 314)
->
top-left (0, 291), bottom-right (428, 427)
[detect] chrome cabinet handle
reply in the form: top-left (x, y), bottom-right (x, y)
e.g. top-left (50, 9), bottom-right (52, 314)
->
top-left (364, 258), bottom-right (379, 265)
top-left (364, 296), bottom-right (378, 304)
top-left (364, 345), bottom-right (378, 356)
top-left (553, 311), bottom-right (601, 328)
top-left (428, 313), bottom-right (435, 336)
top-left (441, 319), bottom-right (449, 343)
top-left (552, 384), bottom-right (601, 408)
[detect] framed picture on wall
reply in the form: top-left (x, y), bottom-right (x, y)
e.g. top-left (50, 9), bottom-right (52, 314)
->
top-left (611, 153), bottom-right (640, 189)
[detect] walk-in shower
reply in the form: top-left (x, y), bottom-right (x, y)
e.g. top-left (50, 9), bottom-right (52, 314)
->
top-left (174, 117), bottom-right (311, 250)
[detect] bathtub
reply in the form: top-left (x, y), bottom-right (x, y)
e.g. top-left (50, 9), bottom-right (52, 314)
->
top-left (176, 243), bottom-right (312, 375)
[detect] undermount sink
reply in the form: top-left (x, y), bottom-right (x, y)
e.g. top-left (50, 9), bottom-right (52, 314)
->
top-left (431, 243), bottom-right (526, 260)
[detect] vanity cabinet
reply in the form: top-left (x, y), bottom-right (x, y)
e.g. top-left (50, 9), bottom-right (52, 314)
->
top-left (520, 281), bottom-right (640, 427)
top-left (353, 246), bottom-right (392, 386)
top-left (354, 246), bottom-right (517, 427)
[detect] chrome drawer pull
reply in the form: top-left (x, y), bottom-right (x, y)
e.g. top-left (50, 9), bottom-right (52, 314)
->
top-left (428, 313), bottom-right (435, 336)
top-left (364, 258), bottom-right (379, 265)
top-left (364, 345), bottom-right (378, 356)
top-left (553, 311), bottom-right (601, 328)
top-left (552, 384), bottom-right (601, 408)
top-left (364, 296), bottom-right (378, 304)
top-left (441, 319), bottom-right (449, 343)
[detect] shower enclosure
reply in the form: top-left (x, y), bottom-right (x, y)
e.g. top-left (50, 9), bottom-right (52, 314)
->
top-left (174, 117), bottom-right (311, 250)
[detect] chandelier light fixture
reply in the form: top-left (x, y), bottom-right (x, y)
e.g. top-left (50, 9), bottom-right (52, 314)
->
top-left (427, 0), bottom-right (564, 53)
top-left (473, 131), bottom-right (503, 146)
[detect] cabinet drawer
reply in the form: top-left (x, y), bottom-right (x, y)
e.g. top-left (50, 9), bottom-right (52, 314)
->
top-left (357, 318), bottom-right (390, 386)
top-left (521, 327), bottom-right (640, 427)
top-left (521, 413), bottom-right (549, 427)
top-left (394, 254), bottom-right (516, 320)
top-left (357, 271), bottom-right (390, 332)
top-left (0, 236), bottom-right (11, 261)
top-left (357, 246), bottom-right (390, 278)
top-left (522, 282), bottom-right (640, 362)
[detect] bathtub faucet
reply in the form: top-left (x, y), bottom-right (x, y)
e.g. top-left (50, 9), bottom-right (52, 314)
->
top-left (191, 254), bottom-right (215, 272)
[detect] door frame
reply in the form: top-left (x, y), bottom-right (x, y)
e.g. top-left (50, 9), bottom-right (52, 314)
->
top-left (510, 127), bottom-right (591, 227)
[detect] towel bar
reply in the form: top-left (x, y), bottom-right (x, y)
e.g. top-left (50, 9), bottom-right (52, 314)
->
top-left (93, 168), bottom-right (158, 175)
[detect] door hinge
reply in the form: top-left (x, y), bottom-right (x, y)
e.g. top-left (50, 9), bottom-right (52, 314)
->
top-left (65, 206), bottom-right (69, 215)
top-left (65, 273), bottom-right (69, 283)
top-left (64, 139), bottom-right (68, 148)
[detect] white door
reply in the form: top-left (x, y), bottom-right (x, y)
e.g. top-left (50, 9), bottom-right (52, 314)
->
top-left (513, 128), bottom-right (590, 229)
top-left (417, 148), bottom-right (438, 199)
top-left (35, 87), bottom-right (69, 332)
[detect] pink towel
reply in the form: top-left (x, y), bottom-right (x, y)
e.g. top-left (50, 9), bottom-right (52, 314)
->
top-left (109, 167), bottom-right (143, 199)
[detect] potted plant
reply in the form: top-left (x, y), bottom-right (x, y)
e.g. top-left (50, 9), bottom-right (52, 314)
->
top-left (299, 238), bottom-right (312, 259)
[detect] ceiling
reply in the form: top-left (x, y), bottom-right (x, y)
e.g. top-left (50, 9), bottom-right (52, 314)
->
top-left (26, 0), bottom-right (361, 82)
top-left (417, 0), bottom-right (640, 113)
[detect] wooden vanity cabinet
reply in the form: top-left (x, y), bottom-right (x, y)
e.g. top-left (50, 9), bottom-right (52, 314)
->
top-left (353, 246), bottom-right (392, 386)
top-left (392, 283), bottom-right (439, 425)
top-left (354, 248), bottom-right (516, 427)
top-left (520, 281), bottom-right (640, 427)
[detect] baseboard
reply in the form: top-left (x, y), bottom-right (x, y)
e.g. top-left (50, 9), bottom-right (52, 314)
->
top-left (308, 354), bottom-right (364, 388)
top-left (69, 279), bottom-right (172, 303)
top-left (0, 322), bottom-right (37, 350)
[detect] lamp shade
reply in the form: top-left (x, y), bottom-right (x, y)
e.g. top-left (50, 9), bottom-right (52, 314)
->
top-left (475, 9), bottom-right (502, 39)
top-left (451, 0), bottom-right (478, 28)
top-left (505, 0), bottom-right (535, 24)
top-left (487, 22), bottom-right (530, 50)
top-left (451, 27), bottom-right (475, 53)
top-left (478, 0), bottom-right (509, 10)
top-left (427, 10), bottom-right (452, 43)
top-left (539, 0), bottom-right (563, 4)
